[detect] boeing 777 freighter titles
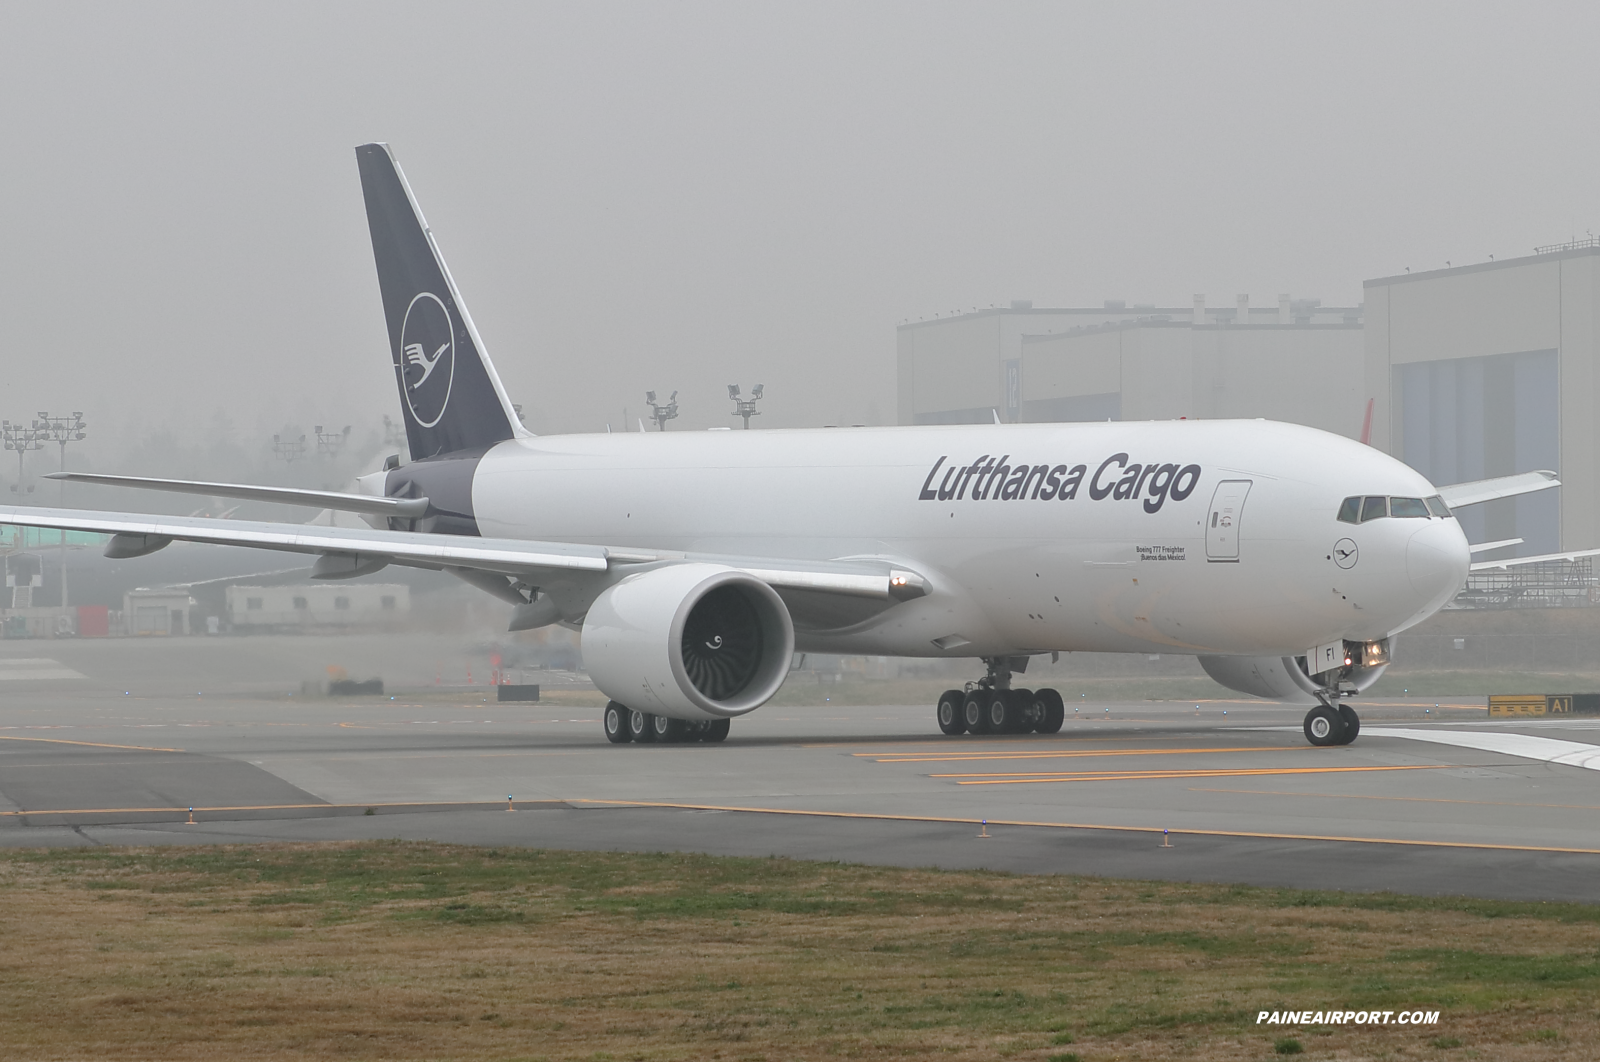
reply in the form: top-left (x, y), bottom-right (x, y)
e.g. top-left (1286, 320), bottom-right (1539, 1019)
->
top-left (1, 145), bottom-right (1570, 747)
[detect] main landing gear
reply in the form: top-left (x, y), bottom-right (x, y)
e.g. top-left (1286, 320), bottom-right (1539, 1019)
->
top-left (1302, 696), bottom-right (1360, 747)
top-left (935, 657), bottom-right (1066, 737)
top-left (603, 701), bottom-right (730, 745)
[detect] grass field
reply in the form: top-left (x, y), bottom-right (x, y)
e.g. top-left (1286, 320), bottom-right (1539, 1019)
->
top-left (4, 842), bottom-right (1599, 1060)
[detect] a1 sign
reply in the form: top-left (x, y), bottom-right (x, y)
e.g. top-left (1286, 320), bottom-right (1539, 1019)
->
top-left (1306, 641), bottom-right (1345, 676)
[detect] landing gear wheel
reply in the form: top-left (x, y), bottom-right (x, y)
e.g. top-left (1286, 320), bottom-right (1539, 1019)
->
top-left (984, 691), bottom-right (1015, 734)
top-left (937, 690), bottom-right (966, 735)
top-left (604, 702), bottom-right (632, 744)
top-left (652, 715), bottom-right (687, 743)
top-left (1010, 689), bottom-right (1042, 733)
top-left (630, 709), bottom-right (656, 743)
top-left (1337, 704), bottom-right (1360, 745)
top-left (1036, 688), bottom-right (1065, 733)
top-left (703, 718), bottom-right (730, 743)
top-left (1303, 705), bottom-right (1344, 747)
top-left (963, 693), bottom-right (989, 734)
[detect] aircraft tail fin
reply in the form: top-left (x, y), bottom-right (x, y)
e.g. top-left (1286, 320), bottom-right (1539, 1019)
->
top-left (355, 143), bottom-right (525, 459)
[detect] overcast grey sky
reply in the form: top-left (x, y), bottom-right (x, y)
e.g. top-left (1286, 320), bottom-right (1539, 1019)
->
top-left (2, 1), bottom-right (1596, 458)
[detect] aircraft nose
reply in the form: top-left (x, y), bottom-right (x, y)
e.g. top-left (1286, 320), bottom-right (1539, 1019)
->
top-left (1406, 519), bottom-right (1470, 608)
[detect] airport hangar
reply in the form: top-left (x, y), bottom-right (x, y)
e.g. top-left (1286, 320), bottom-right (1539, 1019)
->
top-left (896, 238), bottom-right (1600, 562)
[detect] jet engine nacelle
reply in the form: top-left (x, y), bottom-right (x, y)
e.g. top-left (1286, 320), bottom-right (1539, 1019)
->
top-left (1198, 652), bottom-right (1388, 704)
top-left (581, 562), bottom-right (795, 721)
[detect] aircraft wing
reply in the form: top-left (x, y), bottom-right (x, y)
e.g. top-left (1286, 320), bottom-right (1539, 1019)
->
top-left (1436, 470), bottom-right (1559, 508)
top-left (1470, 547), bottom-right (1600, 573)
top-left (0, 505), bottom-right (923, 601)
top-left (46, 472), bottom-right (426, 518)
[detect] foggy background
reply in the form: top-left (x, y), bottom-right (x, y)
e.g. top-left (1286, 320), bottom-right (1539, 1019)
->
top-left (2, 1), bottom-right (1598, 482)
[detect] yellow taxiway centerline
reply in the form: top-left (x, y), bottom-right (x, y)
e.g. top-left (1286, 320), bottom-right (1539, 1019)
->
top-left (861, 745), bottom-right (1315, 763)
top-left (0, 798), bottom-right (560, 818)
top-left (941, 764), bottom-right (1459, 785)
top-left (7, 794), bottom-right (1594, 857)
top-left (0, 735), bottom-right (185, 753)
top-left (1188, 786), bottom-right (1600, 811)
top-left (566, 798), bottom-right (1600, 855)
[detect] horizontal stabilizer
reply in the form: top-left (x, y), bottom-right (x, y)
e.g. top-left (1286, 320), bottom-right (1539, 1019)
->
top-left (47, 472), bottom-right (429, 519)
top-left (1436, 470), bottom-right (1559, 508)
top-left (1468, 538), bottom-right (1523, 554)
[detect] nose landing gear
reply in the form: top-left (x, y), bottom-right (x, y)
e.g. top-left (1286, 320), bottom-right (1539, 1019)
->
top-left (935, 657), bottom-right (1066, 737)
top-left (1303, 695), bottom-right (1360, 746)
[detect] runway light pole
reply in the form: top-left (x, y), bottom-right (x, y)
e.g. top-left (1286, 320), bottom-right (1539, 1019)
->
top-left (33, 412), bottom-right (88, 611)
top-left (728, 384), bottom-right (764, 428)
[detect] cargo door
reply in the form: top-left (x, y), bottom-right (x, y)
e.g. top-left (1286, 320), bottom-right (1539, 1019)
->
top-left (1205, 479), bottom-right (1251, 562)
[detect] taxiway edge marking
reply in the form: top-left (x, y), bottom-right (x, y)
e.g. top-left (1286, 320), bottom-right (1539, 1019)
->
top-left (563, 799), bottom-right (1600, 856)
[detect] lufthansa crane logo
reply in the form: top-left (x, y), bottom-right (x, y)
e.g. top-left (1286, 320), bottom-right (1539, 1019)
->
top-left (1333, 538), bottom-right (1359, 569)
top-left (399, 292), bottom-right (455, 428)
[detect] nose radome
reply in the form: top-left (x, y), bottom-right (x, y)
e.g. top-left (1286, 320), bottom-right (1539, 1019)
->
top-left (1406, 520), bottom-right (1470, 606)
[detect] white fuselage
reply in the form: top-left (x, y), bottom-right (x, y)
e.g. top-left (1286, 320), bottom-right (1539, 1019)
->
top-left (470, 419), bottom-right (1469, 660)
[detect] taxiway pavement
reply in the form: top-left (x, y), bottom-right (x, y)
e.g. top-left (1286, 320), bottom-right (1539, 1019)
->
top-left (4, 637), bottom-right (1600, 902)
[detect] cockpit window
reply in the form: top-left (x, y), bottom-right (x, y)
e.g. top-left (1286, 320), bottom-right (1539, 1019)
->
top-left (1338, 494), bottom-right (1456, 523)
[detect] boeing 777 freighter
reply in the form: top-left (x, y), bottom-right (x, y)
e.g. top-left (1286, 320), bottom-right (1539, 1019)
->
top-left (0, 145), bottom-right (1565, 747)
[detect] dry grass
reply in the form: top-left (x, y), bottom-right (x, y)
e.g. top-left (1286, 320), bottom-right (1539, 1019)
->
top-left (2, 842), bottom-right (1598, 1060)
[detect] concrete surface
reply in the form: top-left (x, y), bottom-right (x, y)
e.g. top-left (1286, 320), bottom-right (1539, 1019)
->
top-left (4, 636), bottom-right (1600, 902)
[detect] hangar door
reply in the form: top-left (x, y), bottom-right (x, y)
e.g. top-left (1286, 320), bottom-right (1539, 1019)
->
top-left (1205, 480), bottom-right (1251, 562)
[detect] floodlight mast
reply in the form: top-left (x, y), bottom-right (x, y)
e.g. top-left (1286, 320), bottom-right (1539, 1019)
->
top-left (728, 383), bottom-right (764, 428)
top-left (2, 420), bottom-right (45, 502)
top-left (314, 424), bottom-right (352, 459)
top-left (644, 390), bottom-right (679, 431)
top-left (273, 433), bottom-right (308, 463)
top-left (33, 411), bottom-right (88, 611)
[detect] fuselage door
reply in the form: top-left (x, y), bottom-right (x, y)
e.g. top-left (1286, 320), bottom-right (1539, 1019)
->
top-left (1205, 479), bottom-right (1252, 562)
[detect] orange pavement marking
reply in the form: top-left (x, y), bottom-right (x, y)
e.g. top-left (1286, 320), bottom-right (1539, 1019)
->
top-left (1188, 786), bottom-right (1600, 811)
top-left (863, 745), bottom-right (1307, 763)
top-left (940, 764), bottom-right (1458, 785)
top-left (0, 735), bottom-right (183, 753)
top-left (0, 799), bottom-right (515, 818)
top-left (565, 798), bottom-right (1600, 855)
